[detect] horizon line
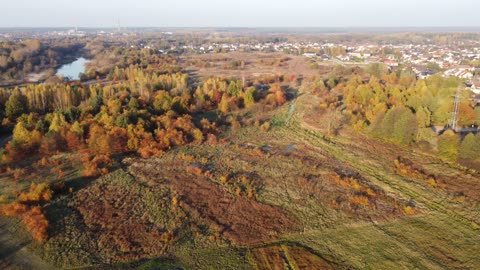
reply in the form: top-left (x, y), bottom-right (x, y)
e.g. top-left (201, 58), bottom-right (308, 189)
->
top-left (1, 26), bottom-right (480, 29)
top-left (1, 26), bottom-right (480, 35)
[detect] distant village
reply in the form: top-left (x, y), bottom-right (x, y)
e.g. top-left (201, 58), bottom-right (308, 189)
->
top-left (130, 33), bottom-right (480, 81)
top-left (158, 35), bottom-right (480, 87)
top-left (2, 28), bottom-right (480, 104)
top-left (176, 41), bottom-right (480, 81)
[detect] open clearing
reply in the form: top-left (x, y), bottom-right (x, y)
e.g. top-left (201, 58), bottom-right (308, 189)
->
top-left (181, 52), bottom-right (332, 81)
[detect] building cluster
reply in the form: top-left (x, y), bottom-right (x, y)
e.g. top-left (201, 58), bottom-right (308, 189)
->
top-left (2, 29), bottom-right (479, 84)
top-left (157, 39), bottom-right (480, 81)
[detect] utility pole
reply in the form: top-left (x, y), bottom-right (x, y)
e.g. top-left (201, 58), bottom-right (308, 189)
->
top-left (242, 72), bottom-right (245, 90)
top-left (451, 87), bottom-right (461, 131)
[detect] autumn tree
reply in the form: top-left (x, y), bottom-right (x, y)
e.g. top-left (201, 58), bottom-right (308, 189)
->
top-left (128, 97), bottom-right (139, 111)
top-left (416, 106), bottom-right (431, 128)
top-left (227, 81), bottom-right (241, 97)
top-left (88, 124), bottom-right (112, 155)
top-left (192, 128), bottom-right (203, 144)
top-left (5, 89), bottom-right (28, 120)
top-left (22, 206), bottom-right (49, 242)
top-left (66, 121), bottom-right (84, 151)
top-left (12, 121), bottom-right (32, 145)
top-left (457, 103), bottom-right (476, 127)
top-left (66, 130), bottom-right (81, 151)
top-left (275, 89), bottom-right (286, 105)
top-left (366, 63), bottom-right (388, 78)
top-left (153, 91), bottom-right (173, 112)
top-left (244, 87), bottom-right (256, 108)
top-left (109, 127), bottom-right (128, 154)
top-left (18, 183), bottom-right (53, 203)
top-left (438, 130), bottom-right (460, 161)
top-left (70, 121), bottom-right (84, 135)
top-left (392, 108), bottom-right (417, 145)
top-left (39, 131), bottom-right (64, 155)
top-left (1, 203), bottom-right (49, 242)
top-left (218, 94), bottom-right (230, 114)
top-left (0, 56), bottom-right (9, 71)
top-left (49, 113), bottom-right (67, 132)
top-left (459, 133), bottom-right (480, 161)
top-left (82, 153), bottom-right (112, 177)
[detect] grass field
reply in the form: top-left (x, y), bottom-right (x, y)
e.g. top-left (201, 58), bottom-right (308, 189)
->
top-left (1, 74), bottom-right (479, 269)
top-left (181, 52), bottom-right (332, 81)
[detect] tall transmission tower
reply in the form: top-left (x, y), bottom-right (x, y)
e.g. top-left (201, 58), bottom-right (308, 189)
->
top-left (451, 87), bottom-right (462, 131)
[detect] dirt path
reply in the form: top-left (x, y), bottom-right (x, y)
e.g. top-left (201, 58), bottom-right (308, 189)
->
top-left (285, 103), bottom-right (295, 125)
top-left (0, 216), bottom-right (55, 270)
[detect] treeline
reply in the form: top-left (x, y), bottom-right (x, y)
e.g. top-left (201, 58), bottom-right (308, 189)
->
top-left (82, 45), bottom-right (182, 81)
top-left (0, 66), bottom-right (285, 120)
top-left (0, 39), bottom-right (83, 83)
top-left (1, 65), bottom-right (286, 176)
top-left (335, 74), bottom-right (477, 131)
top-left (438, 130), bottom-right (480, 165)
top-left (316, 72), bottom-right (480, 165)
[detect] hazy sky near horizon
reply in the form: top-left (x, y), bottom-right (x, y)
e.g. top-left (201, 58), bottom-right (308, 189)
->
top-left (1, 0), bottom-right (479, 28)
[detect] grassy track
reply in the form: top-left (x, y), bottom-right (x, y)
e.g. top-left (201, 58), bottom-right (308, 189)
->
top-left (266, 91), bottom-right (480, 269)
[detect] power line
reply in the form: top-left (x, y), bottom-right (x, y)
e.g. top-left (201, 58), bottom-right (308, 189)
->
top-left (451, 86), bottom-right (461, 131)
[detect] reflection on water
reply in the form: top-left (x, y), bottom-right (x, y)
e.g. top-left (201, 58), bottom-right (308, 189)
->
top-left (56, 57), bottom-right (89, 80)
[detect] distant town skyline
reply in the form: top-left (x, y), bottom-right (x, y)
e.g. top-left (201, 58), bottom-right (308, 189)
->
top-left (1, 0), bottom-right (480, 28)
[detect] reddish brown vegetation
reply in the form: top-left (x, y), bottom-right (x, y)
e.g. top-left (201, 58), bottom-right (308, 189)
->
top-left (128, 159), bottom-right (300, 245)
top-left (1, 182), bottom-right (53, 242)
top-left (18, 182), bottom-right (53, 203)
top-left (251, 246), bottom-right (287, 269)
top-left (285, 144), bottom-right (408, 220)
top-left (72, 172), bottom-right (177, 262)
top-left (219, 173), bottom-right (261, 200)
top-left (65, 131), bottom-right (82, 151)
top-left (185, 163), bottom-right (204, 176)
top-left (283, 246), bottom-right (335, 270)
top-left (175, 175), bottom-right (298, 245)
top-left (327, 129), bottom-right (480, 203)
top-left (251, 245), bottom-right (334, 270)
top-left (81, 153), bottom-right (112, 177)
top-left (392, 156), bottom-right (480, 202)
top-left (20, 206), bottom-right (49, 242)
top-left (2, 202), bottom-right (49, 242)
top-left (393, 157), bottom-right (443, 189)
top-left (326, 172), bottom-right (410, 216)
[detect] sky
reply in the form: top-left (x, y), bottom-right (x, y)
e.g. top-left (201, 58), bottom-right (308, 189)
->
top-left (1, 0), bottom-right (479, 28)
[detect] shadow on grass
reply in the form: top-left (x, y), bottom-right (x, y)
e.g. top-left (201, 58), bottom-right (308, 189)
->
top-left (44, 173), bottom-right (100, 240)
top-left (0, 239), bottom-right (31, 262)
top-left (0, 218), bottom-right (32, 263)
top-left (110, 257), bottom-right (183, 270)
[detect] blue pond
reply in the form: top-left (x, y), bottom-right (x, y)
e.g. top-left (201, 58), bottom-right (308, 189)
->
top-left (56, 57), bottom-right (89, 80)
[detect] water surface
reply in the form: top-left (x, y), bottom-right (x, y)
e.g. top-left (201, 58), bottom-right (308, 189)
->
top-left (56, 57), bottom-right (89, 80)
